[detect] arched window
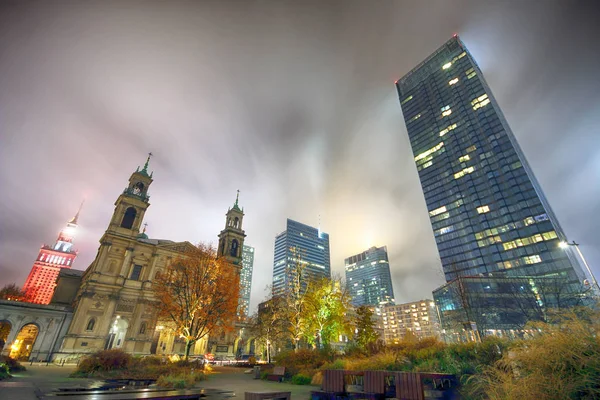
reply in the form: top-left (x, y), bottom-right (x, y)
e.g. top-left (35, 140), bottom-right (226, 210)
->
top-left (121, 207), bottom-right (137, 229)
top-left (234, 217), bottom-right (239, 229)
top-left (230, 239), bottom-right (239, 257)
top-left (220, 240), bottom-right (225, 256)
top-left (139, 322), bottom-right (146, 335)
top-left (86, 318), bottom-right (96, 331)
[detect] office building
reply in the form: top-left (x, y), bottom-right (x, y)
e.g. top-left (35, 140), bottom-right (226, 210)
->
top-left (345, 246), bottom-right (395, 306)
top-left (272, 219), bottom-right (330, 295)
top-left (239, 245), bottom-right (255, 317)
top-left (22, 205), bottom-right (82, 304)
top-left (395, 36), bottom-right (588, 336)
top-left (381, 300), bottom-right (440, 344)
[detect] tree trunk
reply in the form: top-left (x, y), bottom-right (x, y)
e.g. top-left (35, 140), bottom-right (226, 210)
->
top-left (184, 339), bottom-right (194, 360)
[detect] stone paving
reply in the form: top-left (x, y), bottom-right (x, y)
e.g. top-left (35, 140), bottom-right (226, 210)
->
top-left (0, 363), bottom-right (316, 400)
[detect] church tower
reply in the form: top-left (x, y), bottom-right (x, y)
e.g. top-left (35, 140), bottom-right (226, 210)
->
top-left (106, 153), bottom-right (153, 237)
top-left (22, 203), bottom-right (83, 304)
top-left (218, 191), bottom-right (246, 268)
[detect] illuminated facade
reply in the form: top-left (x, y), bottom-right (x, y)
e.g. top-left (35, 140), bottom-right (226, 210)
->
top-left (345, 246), bottom-right (395, 307)
top-left (239, 245), bottom-right (254, 317)
top-left (272, 219), bottom-right (330, 295)
top-left (22, 206), bottom-right (82, 304)
top-left (396, 36), bottom-right (588, 335)
top-left (381, 300), bottom-right (440, 344)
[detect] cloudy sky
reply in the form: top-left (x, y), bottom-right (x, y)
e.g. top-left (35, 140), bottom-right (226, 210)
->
top-left (1, 0), bottom-right (599, 312)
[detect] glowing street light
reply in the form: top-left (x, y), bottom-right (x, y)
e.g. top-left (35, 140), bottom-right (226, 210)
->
top-left (559, 241), bottom-right (599, 292)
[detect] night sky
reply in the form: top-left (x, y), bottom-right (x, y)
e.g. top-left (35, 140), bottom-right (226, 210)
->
top-left (1, 0), bottom-right (599, 312)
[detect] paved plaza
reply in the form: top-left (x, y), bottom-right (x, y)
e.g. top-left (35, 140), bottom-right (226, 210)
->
top-left (0, 364), bottom-right (315, 400)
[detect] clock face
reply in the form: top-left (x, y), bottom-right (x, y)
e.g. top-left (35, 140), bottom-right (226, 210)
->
top-left (133, 182), bottom-right (144, 195)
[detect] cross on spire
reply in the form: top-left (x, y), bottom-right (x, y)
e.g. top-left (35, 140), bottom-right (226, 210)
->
top-left (235, 189), bottom-right (240, 206)
top-left (142, 223), bottom-right (148, 233)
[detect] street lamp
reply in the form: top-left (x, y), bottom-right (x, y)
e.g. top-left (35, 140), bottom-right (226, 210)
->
top-left (559, 241), bottom-right (599, 292)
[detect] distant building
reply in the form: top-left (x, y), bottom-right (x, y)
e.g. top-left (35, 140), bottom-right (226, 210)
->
top-left (22, 204), bottom-right (83, 304)
top-left (381, 300), bottom-right (440, 344)
top-left (396, 36), bottom-right (589, 337)
top-left (272, 219), bottom-right (330, 295)
top-left (345, 246), bottom-right (395, 307)
top-left (239, 245), bottom-right (255, 317)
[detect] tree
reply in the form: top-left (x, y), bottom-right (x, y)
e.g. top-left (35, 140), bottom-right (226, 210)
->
top-left (303, 276), bottom-right (353, 348)
top-left (280, 247), bottom-right (311, 351)
top-left (354, 306), bottom-right (379, 352)
top-left (152, 244), bottom-right (240, 360)
top-left (249, 295), bottom-right (287, 363)
top-left (0, 283), bottom-right (29, 302)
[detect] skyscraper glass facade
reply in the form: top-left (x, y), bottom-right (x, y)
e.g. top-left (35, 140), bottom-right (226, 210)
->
top-left (396, 36), bottom-right (587, 331)
top-left (239, 245), bottom-right (254, 317)
top-left (345, 246), bottom-right (395, 307)
top-left (272, 219), bottom-right (331, 295)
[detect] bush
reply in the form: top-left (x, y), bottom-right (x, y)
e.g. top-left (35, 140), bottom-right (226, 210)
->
top-left (248, 356), bottom-right (256, 365)
top-left (291, 373), bottom-right (312, 385)
top-left (156, 371), bottom-right (205, 389)
top-left (0, 356), bottom-right (26, 372)
top-left (260, 371), bottom-right (269, 380)
top-left (274, 349), bottom-right (331, 377)
top-left (77, 349), bottom-right (132, 373)
top-left (0, 363), bottom-right (10, 380)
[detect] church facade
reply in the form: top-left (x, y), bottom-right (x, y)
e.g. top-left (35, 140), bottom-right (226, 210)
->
top-left (55, 155), bottom-right (247, 358)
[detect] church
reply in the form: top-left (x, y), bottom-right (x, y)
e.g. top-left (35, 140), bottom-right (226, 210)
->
top-left (1, 155), bottom-right (248, 361)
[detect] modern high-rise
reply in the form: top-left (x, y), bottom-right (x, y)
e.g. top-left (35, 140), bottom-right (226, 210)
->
top-left (381, 300), bottom-right (441, 344)
top-left (272, 219), bottom-right (331, 295)
top-left (239, 245), bottom-right (255, 317)
top-left (396, 36), bottom-right (588, 335)
top-left (22, 205), bottom-right (82, 304)
top-left (345, 246), bottom-right (395, 307)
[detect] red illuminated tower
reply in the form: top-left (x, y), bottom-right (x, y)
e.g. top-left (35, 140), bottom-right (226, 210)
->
top-left (22, 203), bottom-right (83, 304)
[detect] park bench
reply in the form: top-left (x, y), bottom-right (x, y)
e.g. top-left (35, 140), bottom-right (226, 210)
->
top-left (244, 391), bottom-right (291, 400)
top-left (40, 387), bottom-right (235, 400)
top-left (266, 366), bottom-right (285, 382)
top-left (314, 370), bottom-right (458, 400)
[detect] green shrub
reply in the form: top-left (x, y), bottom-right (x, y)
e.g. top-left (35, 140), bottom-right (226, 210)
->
top-left (274, 349), bottom-right (331, 376)
top-left (291, 373), bottom-right (312, 385)
top-left (0, 363), bottom-right (10, 380)
top-left (260, 371), bottom-right (269, 380)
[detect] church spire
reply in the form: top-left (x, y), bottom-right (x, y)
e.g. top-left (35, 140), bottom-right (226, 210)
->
top-left (232, 190), bottom-right (241, 211)
top-left (141, 152), bottom-right (152, 174)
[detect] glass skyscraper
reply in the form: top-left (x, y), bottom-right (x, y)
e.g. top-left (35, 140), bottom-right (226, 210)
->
top-left (272, 219), bottom-right (331, 295)
top-left (345, 246), bottom-right (395, 307)
top-left (396, 36), bottom-right (588, 335)
top-left (239, 245), bottom-right (254, 317)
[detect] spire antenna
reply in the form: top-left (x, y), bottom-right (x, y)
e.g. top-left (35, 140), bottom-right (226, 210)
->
top-left (70, 199), bottom-right (85, 225)
top-left (235, 189), bottom-right (240, 207)
top-left (143, 223), bottom-right (148, 233)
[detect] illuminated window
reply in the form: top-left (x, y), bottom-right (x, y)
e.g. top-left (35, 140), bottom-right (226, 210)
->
top-left (401, 95), bottom-right (413, 105)
top-left (458, 154), bottom-right (470, 162)
top-left (439, 123), bottom-right (458, 137)
top-left (471, 94), bottom-right (490, 110)
top-left (441, 105), bottom-right (452, 117)
top-left (454, 166), bottom-right (475, 179)
top-left (442, 62), bottom-right (452, 70)
top-left (448, 78), bottom-right (459, 85)
top-left (477, 205), bottom-right (490, 214)
top-left (410, 113), bottom-right (421, 122)
top-left (542, 231), bottom-right (558, 240)
top-left (465, 67), bottom-right (477, 79)
top-left (429, 206), bottom-right (447, 216)
top-left (524, 255), bottom-right (542, 264)
top-left (436, 226), bottom-right (454, 235)
top-left (415, 142), bottom-right (444, 162)
top-left (466, 145), bottom-right (477, 152)
top-left (421, 161), bottom-right (433, 169)
top-left (458, 52), bottom-right (466, 59)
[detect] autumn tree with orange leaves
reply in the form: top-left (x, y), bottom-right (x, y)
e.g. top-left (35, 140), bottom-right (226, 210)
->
top-left (152, 244), bottom-right (240, 360)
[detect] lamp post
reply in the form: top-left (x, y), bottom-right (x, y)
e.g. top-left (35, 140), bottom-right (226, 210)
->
top-left (559, 241), bottom-right (600, 292)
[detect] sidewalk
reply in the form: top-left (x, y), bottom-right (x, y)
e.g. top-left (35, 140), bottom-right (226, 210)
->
top-left (0, 364), bottom-right (98, 400)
